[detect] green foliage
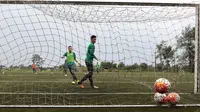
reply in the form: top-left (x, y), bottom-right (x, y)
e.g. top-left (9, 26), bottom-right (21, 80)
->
top-left (101, 61), bottom-right (117, 69)
top-left (177, 26), bottom-right (195, 72)
top-left (32, 54), bottom-right (45, 66)
top-left (101, 61), bottom-right (152, 72)
top-left (140, 63), bottom-right (148, 71)
top-left (118, 62), bottom-right (125, 69)
top-left (156, 41), bottom-right (175, 68)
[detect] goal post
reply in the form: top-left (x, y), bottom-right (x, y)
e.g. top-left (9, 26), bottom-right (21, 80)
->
top-left (0, 0), bottom-right (200, 107)
top-left (195, 4), bottom-right (200, 94)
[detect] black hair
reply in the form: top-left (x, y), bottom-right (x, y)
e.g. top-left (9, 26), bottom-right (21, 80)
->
top-left (91, 35), bottom-right (96, 40)
top-left (68, 46), bottom-right (72, 48)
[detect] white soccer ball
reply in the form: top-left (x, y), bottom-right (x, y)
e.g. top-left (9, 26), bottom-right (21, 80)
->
top-left (154, 78), bottom-right (171, 93)
top-left (167, 92), bottom-right (180, 105)
top-left (154, 92), bottom-right (167, 104)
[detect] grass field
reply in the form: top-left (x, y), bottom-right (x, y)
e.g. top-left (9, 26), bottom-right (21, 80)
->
top-left (0, 70), bottom-right (199, 111)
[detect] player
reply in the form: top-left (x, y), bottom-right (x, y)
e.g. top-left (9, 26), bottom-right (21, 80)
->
top-left (95, 62), bottom-right (100, 74)
top-left (36, 62), bottom-right (40, 72)
top-left (78, 35), bottom-right (99, 89)
top-left (32, 62), bottom-right (37, 74)
top-left (62, 46), bottom-right (80, 84)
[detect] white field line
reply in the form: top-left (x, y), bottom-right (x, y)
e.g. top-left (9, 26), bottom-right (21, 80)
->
top-left (0, 92), bottom-right (192, 95)
top-left (0, 104), bottom-right (200, 108)
top-left (0, 81), bottom-right (194, 83)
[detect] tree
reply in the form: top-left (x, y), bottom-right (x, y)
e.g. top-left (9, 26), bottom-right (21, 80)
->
top-left (112, 63), bottom-right (117, 69)
top-left (19, 64), bottom-right (25, 68)
top-left (101, 61), bottom-right (117, 69)
top-left (140, 63), bottom-right (148, 71)
top-left (177, 26), bottom-right (195, 72)
top-left (162, 45), bottom-right (175, 68)
top-left (32, 54), bottom-right (45, 66)
top-left (156, 41), bottom-right (166, 66)
top-left (132, 63), bottom-right (139, 70)
top-left (118, 62), bottom-right (125, 69)
top-left (28, 65), bottom-right (32, 68)
top-left (101, 62), bottom-right (112, 69)
top-left (156, 41), bottom-right (175, 69)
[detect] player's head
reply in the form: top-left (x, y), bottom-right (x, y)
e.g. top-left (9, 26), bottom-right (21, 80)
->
top-left (68, 46), bottom-right (73, 52)
top-left (91, 35), bottom-right (97, 44)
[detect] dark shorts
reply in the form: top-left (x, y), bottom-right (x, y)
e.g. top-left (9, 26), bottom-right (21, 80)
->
top-left (32, 68), bottom-right (36, 72)
top-left (85, 61), bottom-right (93, 72)
top-left (64, 63), bottom-right (68, 69)
top-left (64, 63), bottom-right (76, 71)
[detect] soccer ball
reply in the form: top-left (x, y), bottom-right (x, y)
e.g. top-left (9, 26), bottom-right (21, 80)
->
top-left (154, 92), bottom-right (167, 104)
top-left (167, 92), bottom-right (180, 105)
top-left (154, 78), bottom-right (171, 93)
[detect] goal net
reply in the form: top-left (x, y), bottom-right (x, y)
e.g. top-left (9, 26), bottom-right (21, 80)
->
top-left (0, 1), bottom-right (199, 107)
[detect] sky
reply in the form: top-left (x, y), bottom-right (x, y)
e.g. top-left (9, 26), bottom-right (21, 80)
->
top-left (0, 0), bottom-right (197, 67)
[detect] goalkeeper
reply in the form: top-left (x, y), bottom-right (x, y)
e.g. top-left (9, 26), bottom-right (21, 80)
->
top-left (78, 35), bottom-right (98, 89)
top-left (62, 46), bottom-right (80, 84)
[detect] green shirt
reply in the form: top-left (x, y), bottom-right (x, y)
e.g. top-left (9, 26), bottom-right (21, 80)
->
top-left (36, 63), bottom-right (40, 67)
top-left (85, 43), bottom-right (97, 64)
top-left (63, 52), bottom-right (76, 65)
top-left (95, 64), bottom-right (100, 69)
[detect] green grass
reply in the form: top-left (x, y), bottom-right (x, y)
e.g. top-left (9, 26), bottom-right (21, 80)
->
top-left (1, 108), bottom-right (200, 112)
top-left (0, 70), bottom-right (199, 111)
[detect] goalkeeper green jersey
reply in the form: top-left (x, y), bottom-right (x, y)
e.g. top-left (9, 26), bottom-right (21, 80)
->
top-left (63, 52), bottom-right (76, 65)
top-left (85, 43), bottom-right (97, 64)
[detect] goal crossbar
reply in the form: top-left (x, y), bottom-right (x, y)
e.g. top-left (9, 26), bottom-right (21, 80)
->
top-left (0, 0), bottom-right (197, 7)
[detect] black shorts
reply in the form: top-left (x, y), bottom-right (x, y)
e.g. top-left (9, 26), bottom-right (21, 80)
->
top-left (32, 68), bottom-right (36, 72)
top-left (85, 61), bottom-right (93, 72)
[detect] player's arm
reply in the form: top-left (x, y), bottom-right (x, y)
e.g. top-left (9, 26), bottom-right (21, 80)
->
top-left (89, 44), bottom-right (98, 60)
top-left (73, 53), bottom-right (81, 65)
top-left (61, 52), bottom-right (67, 58)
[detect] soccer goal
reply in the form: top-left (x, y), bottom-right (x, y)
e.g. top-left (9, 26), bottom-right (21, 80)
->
top-left (0, 0), bottom-right (200, 107)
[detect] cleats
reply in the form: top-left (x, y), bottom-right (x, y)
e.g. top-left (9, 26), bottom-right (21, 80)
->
top-left (76, 80), bottom-right (80, 84)
top-left (72, 80), bottom-right (79, 85)
top-left (92, 86), bottom-right (99, 89)
top-left (80, 84), bottom-right (84, 89)
top-left (71, 81), bottom-right (76, 84)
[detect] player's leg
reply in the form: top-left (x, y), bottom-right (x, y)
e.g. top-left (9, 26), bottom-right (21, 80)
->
top-left (88, 64), bottom-right (98, 89)
top-left (97, 69), bottom-right (99, 74)
top-left (88, 72), bottom-right (93, 87)
top-left (78, 73), bottom-right (89, 84)
top-left (33, 68), bottom-right (37, 74)
top-left (69, 64), bottom-right (78, 84)
top-left (35, 68), bottom-right (37, 74)
top-left (78, 61), bottom-right (91, 88)
top-left (64, 62), bottom-right (68, 76)
top-left (79, 61), bottom-right (92, 83)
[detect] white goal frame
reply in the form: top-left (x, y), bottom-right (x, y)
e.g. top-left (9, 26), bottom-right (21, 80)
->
top-left (0, 0), bottom-right (200, 108)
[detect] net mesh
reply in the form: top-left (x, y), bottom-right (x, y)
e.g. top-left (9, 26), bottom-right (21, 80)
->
top-left (0, 2), bottom-right (198, 105)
